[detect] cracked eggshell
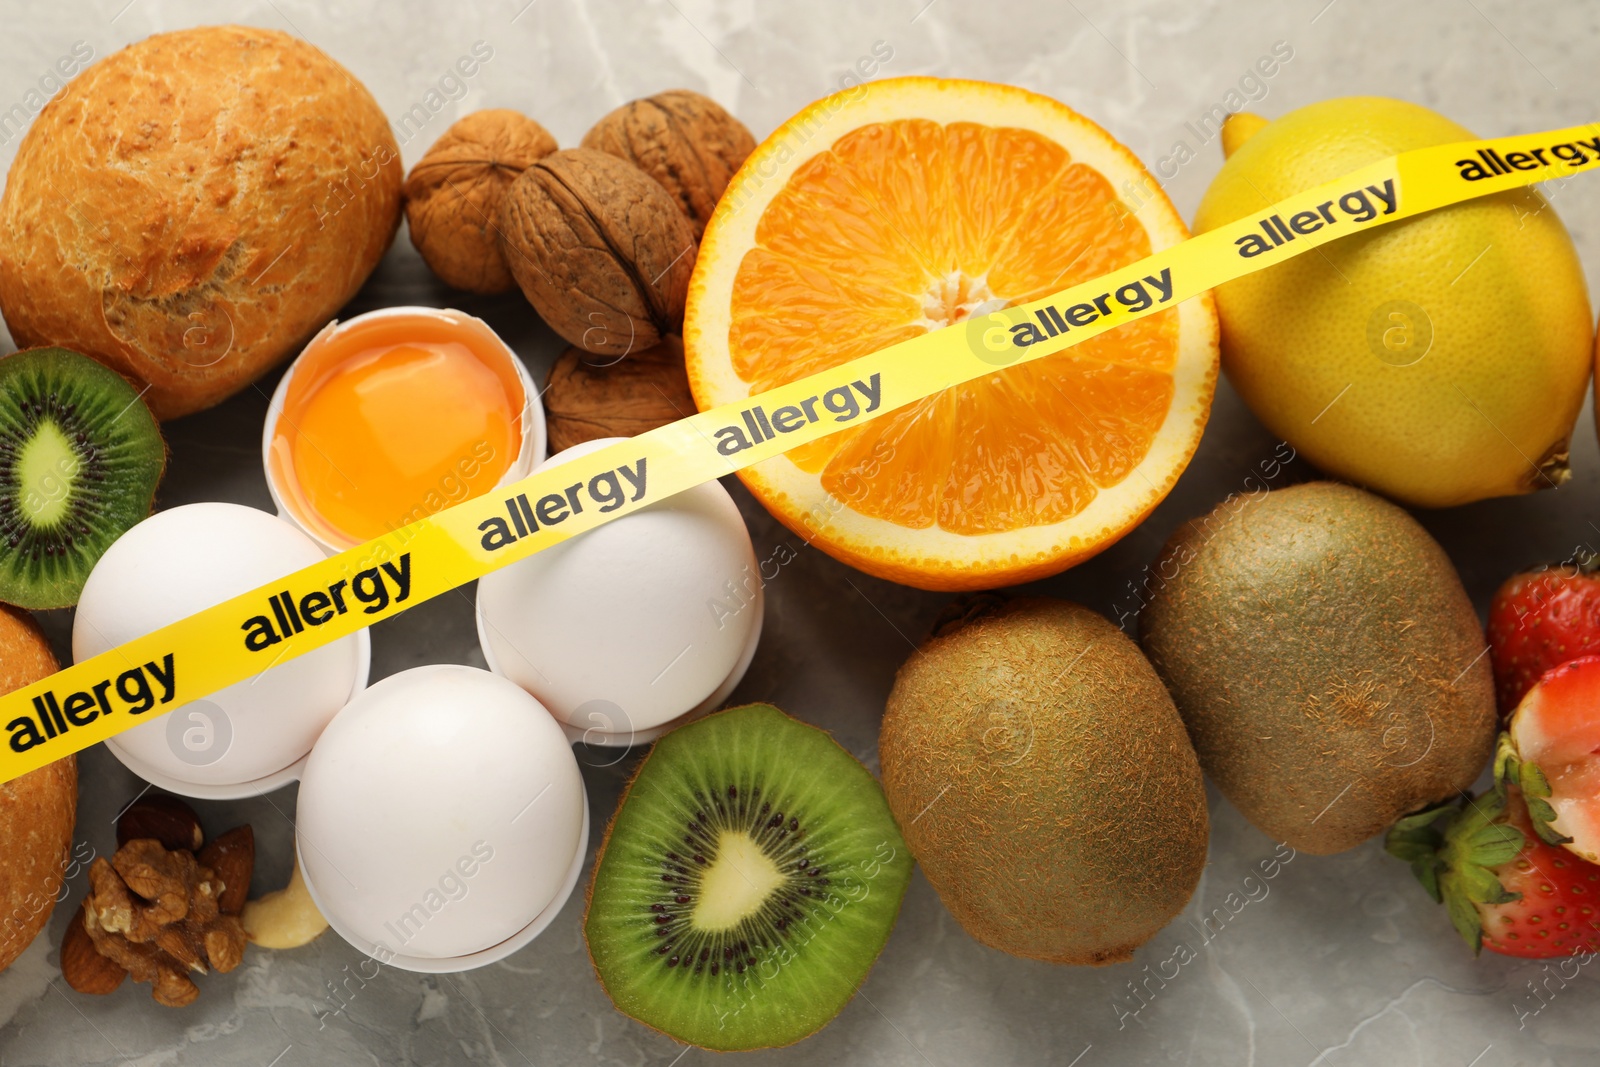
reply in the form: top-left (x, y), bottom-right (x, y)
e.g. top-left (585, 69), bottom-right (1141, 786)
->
top-left (477, 437), bottom-right (762, 743)
top-left (71, 503), bottom-right (369, 796)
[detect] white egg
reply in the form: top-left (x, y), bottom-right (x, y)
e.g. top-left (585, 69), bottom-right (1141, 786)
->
top-left (476, 437), bottom-right (763, 746)
top-left (72, 502), bottom-right (368, 797)
top-left (295, 664), bottom-right (587, 969)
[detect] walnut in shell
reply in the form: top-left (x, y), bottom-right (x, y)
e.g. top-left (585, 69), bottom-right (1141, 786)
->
top-left (581, 90), bottom-right (756, 236)
top-left (405, 110), bottom-right (559, 293)
top-left (499, 149), bottom-right (697, 358)
top-left (544, 336), bottom-right (695, 453)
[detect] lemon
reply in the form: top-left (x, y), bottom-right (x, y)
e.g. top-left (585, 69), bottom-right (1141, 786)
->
top-left (1194, 97), bottom-right (1593, 508)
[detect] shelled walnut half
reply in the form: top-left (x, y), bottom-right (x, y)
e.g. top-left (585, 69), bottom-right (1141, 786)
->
top-left (81, 840), bottom-right (248, 1007)
top-left (64, 796), bottom-right (254, 1008)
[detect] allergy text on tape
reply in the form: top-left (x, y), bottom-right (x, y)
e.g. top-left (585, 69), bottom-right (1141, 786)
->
top-left (4, 122), bottom-right (1599, 783)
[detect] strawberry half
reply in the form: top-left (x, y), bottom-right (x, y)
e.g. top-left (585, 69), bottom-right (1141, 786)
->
top-left (1387, 786), bottom-right (1600, 957)
top-left (1502, 655), bottom-right (1600, 862)
top-left (1488, 560), bottom-right (1600, 719)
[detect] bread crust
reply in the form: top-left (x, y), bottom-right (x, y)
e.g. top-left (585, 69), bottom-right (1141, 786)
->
top-left (0, 25), bottom-right (402, 419)
top-left (0, 605), bottom-right (75, 972)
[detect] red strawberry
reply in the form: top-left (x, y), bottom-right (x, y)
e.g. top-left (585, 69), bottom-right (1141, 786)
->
top-left (1488, 560), bottom-right (1600, 718)
top-left (1501, 655), bottom-right (1600, 862)
top-left (1387, 785), bottom-right (1600, 957)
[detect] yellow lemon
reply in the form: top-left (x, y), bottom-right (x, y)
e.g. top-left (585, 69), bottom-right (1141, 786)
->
top-left (1194, 97), bottom-right (1593, 508)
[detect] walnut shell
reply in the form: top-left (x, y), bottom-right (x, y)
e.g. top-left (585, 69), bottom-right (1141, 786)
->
top-left (544, 336), bottom-right (694, 453)
top-left (499, 149), bottom-right (696, 358)
top-left (404, 110), bottom-right (558, 294)
top-left (581, 90), bottom-right (755, 236)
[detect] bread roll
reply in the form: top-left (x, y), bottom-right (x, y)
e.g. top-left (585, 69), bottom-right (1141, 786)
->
top-left (0, 26), bottom-right (402, 419)
top-left (0, 605), bottom-right (75, 972)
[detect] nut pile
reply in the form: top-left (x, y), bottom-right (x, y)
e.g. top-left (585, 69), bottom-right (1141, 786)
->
top-left (402, 89), bottom-right (755, 446)
top-left (61, 795), bottom-right (254, 1007)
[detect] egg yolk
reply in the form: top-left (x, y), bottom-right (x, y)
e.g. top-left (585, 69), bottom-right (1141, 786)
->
top-left (276, 338), bottom-right (519, 544)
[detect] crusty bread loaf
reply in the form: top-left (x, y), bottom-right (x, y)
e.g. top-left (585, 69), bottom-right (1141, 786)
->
top-left (0, 25), bottom-right (402, 419)
top-left (0, 605), bottom-right (75, 972)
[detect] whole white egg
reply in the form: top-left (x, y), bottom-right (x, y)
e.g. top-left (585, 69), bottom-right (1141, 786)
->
top-left (72, 502), bottom-right (368, 795)
top-left (295, 664), bottom-right (587, 965)
top-left (477, 438), bottom-right (763, 745)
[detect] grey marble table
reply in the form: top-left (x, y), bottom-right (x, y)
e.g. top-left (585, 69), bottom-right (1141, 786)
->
top-left (3, 1), bottom-right (1600, 1064)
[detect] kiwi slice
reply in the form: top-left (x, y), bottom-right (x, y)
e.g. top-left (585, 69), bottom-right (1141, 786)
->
top-left (0, 348), bottom-right (164, 609)
top-left (585, 703), bottom-right (912, 1051)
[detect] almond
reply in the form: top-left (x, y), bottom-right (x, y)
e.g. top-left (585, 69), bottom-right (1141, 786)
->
top-left (117, 794), bottom-right (203, 853)
top-left (197, 825), bottom-right (254, 917)
top-left (60, 908), bottom-right (126, 995)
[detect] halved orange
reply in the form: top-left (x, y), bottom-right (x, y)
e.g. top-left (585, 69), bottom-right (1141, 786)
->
top-left (685, 77), bottom-right (1218, 590)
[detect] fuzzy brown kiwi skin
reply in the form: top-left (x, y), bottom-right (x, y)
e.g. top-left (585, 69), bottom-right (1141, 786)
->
top-left (1139, 481), bottom-right (1496, 855)
top-left (881, 596), bottom-right (1209, 965)
top-left (581, 703), bottom-right (908, 1051)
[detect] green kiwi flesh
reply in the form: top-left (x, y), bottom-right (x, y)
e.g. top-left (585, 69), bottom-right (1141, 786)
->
top-left (584, 703), bottom-right (912, 1051)
top-left (0, 348), bottom-right (164, 609)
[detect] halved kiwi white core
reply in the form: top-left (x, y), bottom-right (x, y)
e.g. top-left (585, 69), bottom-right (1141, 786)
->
top-left (0, 347), bottom-right (164, 609)
top-left (584, 704), bottom-right (911, 1052)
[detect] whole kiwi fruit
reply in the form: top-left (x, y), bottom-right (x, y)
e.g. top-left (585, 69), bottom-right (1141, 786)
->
top-left (880, 595), bottom-right (1208, 965)
top-left (1139, 481), bottom-right (1496, 855)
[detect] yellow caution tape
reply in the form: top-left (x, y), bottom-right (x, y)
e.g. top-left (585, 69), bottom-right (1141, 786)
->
top-left (4, 122), bottom-right (1599, 784)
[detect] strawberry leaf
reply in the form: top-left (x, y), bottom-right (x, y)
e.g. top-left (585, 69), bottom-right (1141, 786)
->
top-left (1493, 733), bottom-right (1521, 789)
top-left (1414, 862), bottom-right (1440, 903)
top-left (1490, 736), bottom-right (1573, 847)
top-left (1455, 862), bottom-right (1512, 905)
top-left (1524, 795), bottom-right (1573, 846)
top-left (1384, 801), bottom-right (1457, 903)
top-left (1445, 891), bottom-right (1484, 955)
top-left (1521, 761), bottom-right (1555, 801)
top-left (1429, 787), bottom-right (1527, 955)
top-left (1462, 822), bottom-right (1524, 869)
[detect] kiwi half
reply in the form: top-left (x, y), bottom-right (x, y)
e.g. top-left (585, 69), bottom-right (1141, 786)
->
top-left (0, 348), bottom-right (164, 609)
top-left (584, 703), bottom-right (912, 1051)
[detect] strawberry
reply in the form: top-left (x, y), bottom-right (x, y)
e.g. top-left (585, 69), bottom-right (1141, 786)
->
top-left (1387, 785), bottom-right (1600, 957)
top-left (1500, 656), bottom-right (1600, 862)
top-left (1488, 559), bottom-right (1600, 718)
